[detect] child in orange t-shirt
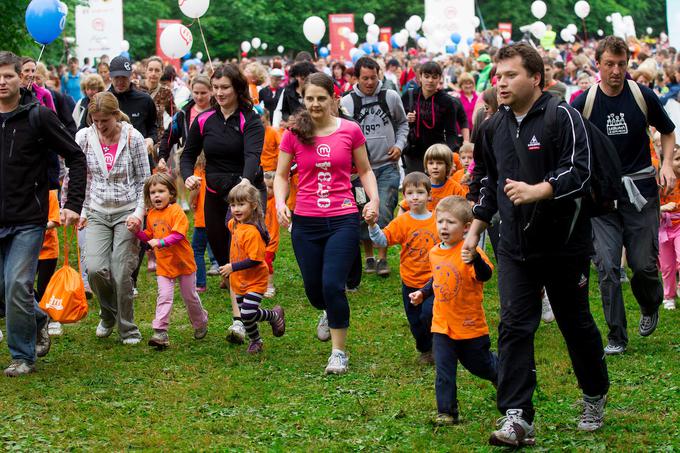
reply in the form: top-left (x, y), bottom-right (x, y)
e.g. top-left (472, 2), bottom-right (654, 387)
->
top-left (399, 144), bottom-right (466, 214)
top-left (37, 190), bottom-right (62, 336)
top-left (129, 173), bottom-right (209, 349)
top-left (365, 172), bottom-right (439, 363)
top-left (659, 145), bottom-right (680, 310)
top-left (452, 142), bottom-right (474, 196)
top-left (219, 182), bottom-right (286, 354)
top-left (260, 109), bottom-right (281, 172)
top-left (263, 172), bottom-right (280, 298)
top-left (410, 196), bottom-right (498, 425)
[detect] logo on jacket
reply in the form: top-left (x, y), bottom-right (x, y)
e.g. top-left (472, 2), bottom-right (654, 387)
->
top-left (527, 135), bottom-right (541, 151)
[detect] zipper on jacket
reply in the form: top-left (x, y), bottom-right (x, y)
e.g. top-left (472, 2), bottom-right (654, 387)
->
top-left (8, 128), bottom-right (16, 158)
top-left (34, 182), bottom-right (42, 211)
top-left (1, 121), bottom-right (5, 220)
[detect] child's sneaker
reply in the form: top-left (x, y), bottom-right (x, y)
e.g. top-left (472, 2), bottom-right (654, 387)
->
top-left (324, 350), bottom-right (348, 374)
top-left (435, 412), bottom-right (459, 425)
top-left (122, 337), bottom-right (142, 346)
top-left (270, 305), bottom-right (285, 337)
top-left (620, 266), bottom-right (629, 282)
top-left (207, 265), bottom-right (220, 276)
top-left (196, 286), bottom-right (207, 293)
top-left (663, 298), bottom-right (676, 310)
top-left (316, 311), bottom-right (331, 342)
top-left (541, 292), bottom-right (555, 323)
top-left (365, 257), bottom-right (377, 274)
top-left (226, 320), bottom-right (246, 344)
top-left (148, 330), bottom-right (169, 348)
top-left (194, 325), bottom-right (208, 340)
top-left (48, 321), bottom-right (63, 336)
top-left (489, 409), bottom-right (536, 447)
top-left (247, 340), bottom-right (264, 354)
top-left (264, 286), bottom-right (276, 298)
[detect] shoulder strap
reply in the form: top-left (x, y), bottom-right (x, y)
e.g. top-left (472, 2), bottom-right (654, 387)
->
top-left (29, 104), bottom-right (44, 143)
top-left (349, 92), bottom-right (362, 122)
top-left (407, 88), bottom-right (415, 113)
top-left (582, 85), bottom-right (598, 120)
top-left (378, 90), bottom-right (395, 129)
top-left (626, 79), bottom-right (648, 122)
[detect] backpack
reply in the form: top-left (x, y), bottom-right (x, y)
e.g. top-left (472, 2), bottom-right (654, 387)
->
top-left (347, 89), bottom-right (397, 133)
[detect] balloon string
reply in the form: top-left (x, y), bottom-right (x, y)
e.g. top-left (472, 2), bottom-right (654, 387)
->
top-left (36, 44), bottom-right (46, 65)
top-left (197, 18), bottom-right (214, 73)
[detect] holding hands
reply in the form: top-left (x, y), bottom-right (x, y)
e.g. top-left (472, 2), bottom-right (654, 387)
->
top-left (219, 263), bottom-right (233, 278)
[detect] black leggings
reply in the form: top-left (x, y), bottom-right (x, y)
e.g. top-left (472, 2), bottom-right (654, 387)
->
top-left (35, 258), bottom-right (58, 302)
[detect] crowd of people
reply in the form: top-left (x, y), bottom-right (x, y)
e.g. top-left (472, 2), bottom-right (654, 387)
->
top-left (1, 28), bottom-right (678, 447)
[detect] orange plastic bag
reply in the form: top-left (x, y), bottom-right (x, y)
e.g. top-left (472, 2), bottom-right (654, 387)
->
top-left (39, 227), bottom-right (88, 323)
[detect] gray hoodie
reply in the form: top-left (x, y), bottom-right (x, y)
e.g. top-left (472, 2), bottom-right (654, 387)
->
top-left (340, 81), bottom-right (409, 170)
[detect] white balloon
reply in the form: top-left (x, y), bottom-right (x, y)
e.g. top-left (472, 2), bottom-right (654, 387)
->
top-left (368, 24), bottom-right (380, 36)
top-left (196, 51), bottom-right (203, 59)
top-left (597, 29), bottom-right (604, 36)
top-left (394, 33), bottom-right (408, 48)
top-left (569, 35), bottom-right (576, 43)
top-left (531, 21), bottom-right (547, 39)
top-left (422, 20), bottom-right (433, 35)
top-left (409, 30), bottom-right (419, 39)
top-left (408, 15), bottom-right (422, 31)
top-left (405, 19), bottom-right (418, 33)
top-left (363, 13), bottom-right (375, 26)
top-left (646, 27), bottom-right (653, 35)
top-left (378, 41), bottom-right (389, 55)
top-left (417, 37), bottom-right (428, 49)
top-left (472, 16), bottom-right (481, 29)
top-left (327, 43), bottom-right (331, 51)
top-left (178, 0), bottom-right (210, 19)
top-left (560, 29), bottom-right (573, 42)
top-left (605, 15), bottom-right (612, 23)
top-left (302, 16), bottom-right (326, 44)
top-left (120, 40), bottom-right (130, 52)
top-left (531, 1), bottom-right (547, 20)
top-left (277, 45), bottom-right (284, 53)
top-left (567, 23), bottom-right (578, 35)
top-left (251, 37), bottom-right (261, 49)
top-left (261, 43), bottom-right (268, 50)
top-left (349, 47), bottom-right (361, 58)
top-left (339, 26), bottom-right (351, 38)
top-left (349, 32), bottom-right (359, 45)
top-left (241, 40), bottom-right (251, 53)
top-left (574, 1), bottom-right (590, 19)
top-left (366, 33), bottom-right (378, 45)
top-left (160, 24), bottom-right (193, 58)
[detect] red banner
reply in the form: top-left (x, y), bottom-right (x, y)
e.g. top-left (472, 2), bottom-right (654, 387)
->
top-left (380, 27), bottom-right (392, 50)
top-left (329, 14), bottom-right (354, 61)
top-left (156, 19), bottom-right (182, 71)
top-left (498, 22), bottom-right (513, 42)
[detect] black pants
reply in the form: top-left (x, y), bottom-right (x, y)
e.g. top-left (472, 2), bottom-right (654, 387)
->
top-left (402, 153), bottom-right (424, 175)
top-left (402, 283), bottom-right (434, 353)
top-left (496, 252), bottom-right (609, 423)
top-left (346, 244), bottom-right (362, 289)
top-left (35, 258), bottom-right (58, 302)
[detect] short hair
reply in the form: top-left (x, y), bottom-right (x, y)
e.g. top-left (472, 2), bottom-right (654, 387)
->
top-left (402, 171), bottom-right (431, 194)
top-left (424, 143), bottom-right (453, 176)
top-left (459, 142), bottom-right (474, 155)
top-left (146, 56), bottom-right (164, 69)
top-left (419, 61), bottom-right (442, 77)
top-left (289, 60), bottom-right (317, 79)
top-left (386, 58), bottom-right (400, 69)
top-left (190, 74), bottom-right (211, 90)
top-left (0, 51), bottom-right (22, 75)
top-left (497, 43), bottom-right (545, 89)
top-left (245, 62), bottom-right (267, 85)
top-left (542, 56), bottom-right (555, 67)
top-left (457, 72), bottom-right (475, 86)
top-left (435, 196), bottom-right (473, 224)
top-left (68, 57), bottom-right (79, 65)
top-left (354, 57), bottom-right (380, 75)
top-left (143, 173), bottom-right (178, 208)
top-left (80, 73), bottom-right (105, 93)
top-left (596, 36), bottom-right (630, 62)
top-left (295, 51), bottom-right (313, 62)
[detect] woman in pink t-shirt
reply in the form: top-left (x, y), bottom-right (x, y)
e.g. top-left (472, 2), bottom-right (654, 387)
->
top-left (274, 73), bottom-right (379, 375)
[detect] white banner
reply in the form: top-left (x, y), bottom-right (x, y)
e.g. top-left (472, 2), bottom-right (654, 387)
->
top-left (423, 0), bottom-right (475, 54)
top-left (669, 0), bottom-right (680, 50)
top-left (75, 0), bottom-right (124, 62)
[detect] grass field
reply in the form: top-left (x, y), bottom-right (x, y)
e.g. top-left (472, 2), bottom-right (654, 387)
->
top-left (1, 227), bottom-right (678, 451)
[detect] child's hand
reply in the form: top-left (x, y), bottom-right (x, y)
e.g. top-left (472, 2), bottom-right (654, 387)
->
top-left (409, 290), bottom-right (423, 306)
top-left (148, 239), bottom-right (160, 248)
top-left (219, 264), bottom-right (233, 278)
top-left (127, 221), bottom-right (141, 233)
top-left (46, 221), bottom-right (57, 229)
top-left (461, 247), bottom-right (478, 264)
top-left (363, 207), bottom-right (377, 226)
top-left (661, 202), bottom-right (677, 212)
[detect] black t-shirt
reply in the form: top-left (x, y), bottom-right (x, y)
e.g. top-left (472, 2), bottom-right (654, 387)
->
top-left (0, 111), bottom-right (14, 124)
top-left (572, 82), bottom-right (675, 198)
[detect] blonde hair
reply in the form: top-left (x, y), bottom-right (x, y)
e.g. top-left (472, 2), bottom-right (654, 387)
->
top-left (424, 144), bottom-right (454, 176)
top-left (80, 73), bottom-right (105, 94)
top-left (435, 196), bottom-right (473, 224)
top-left (458, 72), bottom-right (475, 87)
top-left (191, 75), bottom-right (212, 90)
top-left (87, 92), bottom-right (130, 125)
top-left (459, 142), bottom-right (474, 156)
top-left (35, 62), bottom-right (49, 82)
top-left (143, 173), bottom-right (178, 209)
top-left (245, 62), bottom-right (267, 85)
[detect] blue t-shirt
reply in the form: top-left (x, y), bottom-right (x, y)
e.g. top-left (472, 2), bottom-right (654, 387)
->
top-left (572, 82), bottom-right (675, 198)
top-left (61, 72), bottom-right (83, 102)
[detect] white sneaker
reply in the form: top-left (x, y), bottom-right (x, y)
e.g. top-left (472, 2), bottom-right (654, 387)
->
top-left (0, 328), bottom-right (3, 343)
top-left (48, 322), bottom-right (63, 336)
top-left (541, 292), bottom-right (555, 323)
top-left (324, 350), bottom-right (349, 375)
top-left (316, 311), bottom-right (331, 342)
top-left (663, 298), bottom-right (676, 310)
top-left (264, 286), bottom-right (276, 298)
top-left (132, 287), bottom-right (139, 298)
top-left (226, 320), bottom-right (246, 344)
top-left (122, 337), bottom-right (141, 345)
top-left (95, 321), bottom-right (114, 338)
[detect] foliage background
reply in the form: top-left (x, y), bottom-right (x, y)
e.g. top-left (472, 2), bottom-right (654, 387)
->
top-left (5, 0), bottom-right (670, 64)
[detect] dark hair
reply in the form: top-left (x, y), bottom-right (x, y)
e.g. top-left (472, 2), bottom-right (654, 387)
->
top-left (295, 51), bottom-right (313, 62)
top-left (542, 56), bottom-right (554, 67)
top-left (68, 57), bottom-right (79, 65)
top-left (354, 57), bottom-right (380, 75)
top-left (596, 36), bottom-right (630, 62)
top-left (143, 173), bottom-right (177, 208)
top-left (97, 62), bottom-right (109, 71)
top-left (482, 87), bottom-right (498, 114)
top-left (287, 72), bottom-right (335, 145)
top-left (419, 61), bottom-right (442, 77)
top-left (0, 51), bottom-right (22, 75)
top-left (289, 61), bottom-right (317, 79)
top-left (210, 63), bottom-right (252, 111)
top-left (497, 43), bottom-right (545, 89)
top-left (386, 58), bottom-right (400, 69)
top-left (21, 57), bottom-right (36, 67)
top-left (227, 181), bottom-right (269, 244)
top-left (402, 171), bottom-right (431, 194)
top-left (161, 64), bottom-right (176, 83)
top-left (331, 62), bottom-right (346, 75)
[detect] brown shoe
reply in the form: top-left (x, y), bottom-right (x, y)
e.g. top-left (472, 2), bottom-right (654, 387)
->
top-left (219, 275), bottom-right (229, 289)
top-left (418, 350), bottom-right (434, 365)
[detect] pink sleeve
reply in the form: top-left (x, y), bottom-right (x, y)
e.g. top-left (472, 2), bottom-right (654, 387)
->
top-left (279, 129), bottom-right (295, 154)
top-left (135, 231), bottom-right (151, 242)
top-left (32, 84), bottom-right (56, 112)
top-left (348, 121), bottom-right (366, 148)
top-left (162, 231), bottom-right (185, 246)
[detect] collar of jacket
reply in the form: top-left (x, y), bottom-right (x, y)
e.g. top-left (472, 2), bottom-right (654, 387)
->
top-left (500, 91), bottom-right (554, 123)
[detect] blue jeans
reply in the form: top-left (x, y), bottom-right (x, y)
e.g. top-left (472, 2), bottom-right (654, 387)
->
top-left (402, 283), bottom-right (434, 352)
top-left (0, 225), bottom-right (47, 363)
top-left (291, 213), bottom-right (359, 329)
top-left (360, 164), bottom-right (400, 239)
top-left (192, 227), bottom-right (218, 287)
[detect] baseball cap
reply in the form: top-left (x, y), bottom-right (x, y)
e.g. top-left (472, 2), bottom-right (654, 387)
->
top-left (270, 68), bottom-right (284, 78)
top-left (109, 55), bottom-right (132, 78)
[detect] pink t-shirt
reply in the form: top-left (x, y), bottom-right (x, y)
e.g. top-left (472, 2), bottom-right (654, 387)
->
top-left (280, 118), bottom-right (366, 217)
top-left (102, 143), bottom-right (119, 172)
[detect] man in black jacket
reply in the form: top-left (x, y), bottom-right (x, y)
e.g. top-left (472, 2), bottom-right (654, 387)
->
top-left (463, 44), bottom-right (609, 446)
top-left (0, 51), bottom-right (86, 377)
top-left (272, 60), bottom-right (316, 128)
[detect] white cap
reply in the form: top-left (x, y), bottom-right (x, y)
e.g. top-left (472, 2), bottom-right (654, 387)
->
top-left (270, 68), bottom-right (284, 78)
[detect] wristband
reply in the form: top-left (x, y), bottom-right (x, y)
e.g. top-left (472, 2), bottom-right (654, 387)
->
top-left (160, 239), bottom-right (166, 248)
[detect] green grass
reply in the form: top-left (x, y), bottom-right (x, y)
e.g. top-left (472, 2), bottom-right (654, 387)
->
top-left (1, 229), bottom-right (679, 451)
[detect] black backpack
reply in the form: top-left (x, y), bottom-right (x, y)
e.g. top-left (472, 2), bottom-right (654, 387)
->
top-left (347, 89), bottom-right (397, 133)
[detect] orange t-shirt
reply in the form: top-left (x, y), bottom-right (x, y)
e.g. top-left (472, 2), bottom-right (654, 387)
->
top-left (429, 241), bottom-right (493, 340)
top-left (39, 190), bottom-right (60, 260)
top-left (249, 83), bottom-right (260, 105)
top-left (228, 219), bottom-right (269, 294)
top-left (661, 180), bottom-right (680, 225)
top-left (143, 203), bottom-right (197, 278)
top-left (265, 195), bottom-right (280, 253)
top-left (261, 126), bottom-right (281, 172)
top-left (452, 153), bottom-right (462, 172)
top-left (193, 167), bottom-right (207, 228)
top-left (382, 212), bottom-right (438, 288)
top-left (401, 177), bottom-right (466, 212)
top-left (452, 169), bottom-right (470, 195)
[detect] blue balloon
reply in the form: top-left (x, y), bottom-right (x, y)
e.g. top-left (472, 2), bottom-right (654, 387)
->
top-left (361, 42), bottom-right (372, 54)
top-left (467, 36), bottom-right (474, 45)
top-left (372, 43), bottom-right (380, 54)
top-left (120, 51), bottom-right (130, 60)
top-left (352, 50), bottom-right (366, 64)
top-left (25, 0), bottom-right (67, 45)
top-left (391, 36), bottom-right (399, 48)
top-left (450, 32), bottom-right (461, 44)
top-left (445, 45), bottom-right (457, 54)
top-left (319, 46), bottom-right (329, 57)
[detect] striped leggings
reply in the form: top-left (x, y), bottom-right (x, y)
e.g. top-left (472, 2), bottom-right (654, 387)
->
top-left (236, 292), bottom-right (275, 343)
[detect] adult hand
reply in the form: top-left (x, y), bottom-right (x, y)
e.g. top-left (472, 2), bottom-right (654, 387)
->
top-left (185, 175), bottom-right (201, 191)
top-left (276, 202), bottom-right (291, 228)
top-left (409, 290), bottom-right (423, 306)
top-left (659, 163), bottom-right (676, 196)
top-left (461, 246), bottom-right (478, 264)
top-left (387, 146), bottom-right (402, 161)
top-left (362, 199), bottom-right (379, 225)
top-left (363, 207), bottom-right (377, 226)
top-left (60, 208), bottom-right (80, 226)
top-left (462, 231), bottom-right (480, 260)
top-left (126, 215), bottom-right (142, 232)
top-left (406, 111), bottom-right (416, 123)
top-left (504, 179), bottom-right (552, 205)
top-left (78, 217), bottom-right (88, 230)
